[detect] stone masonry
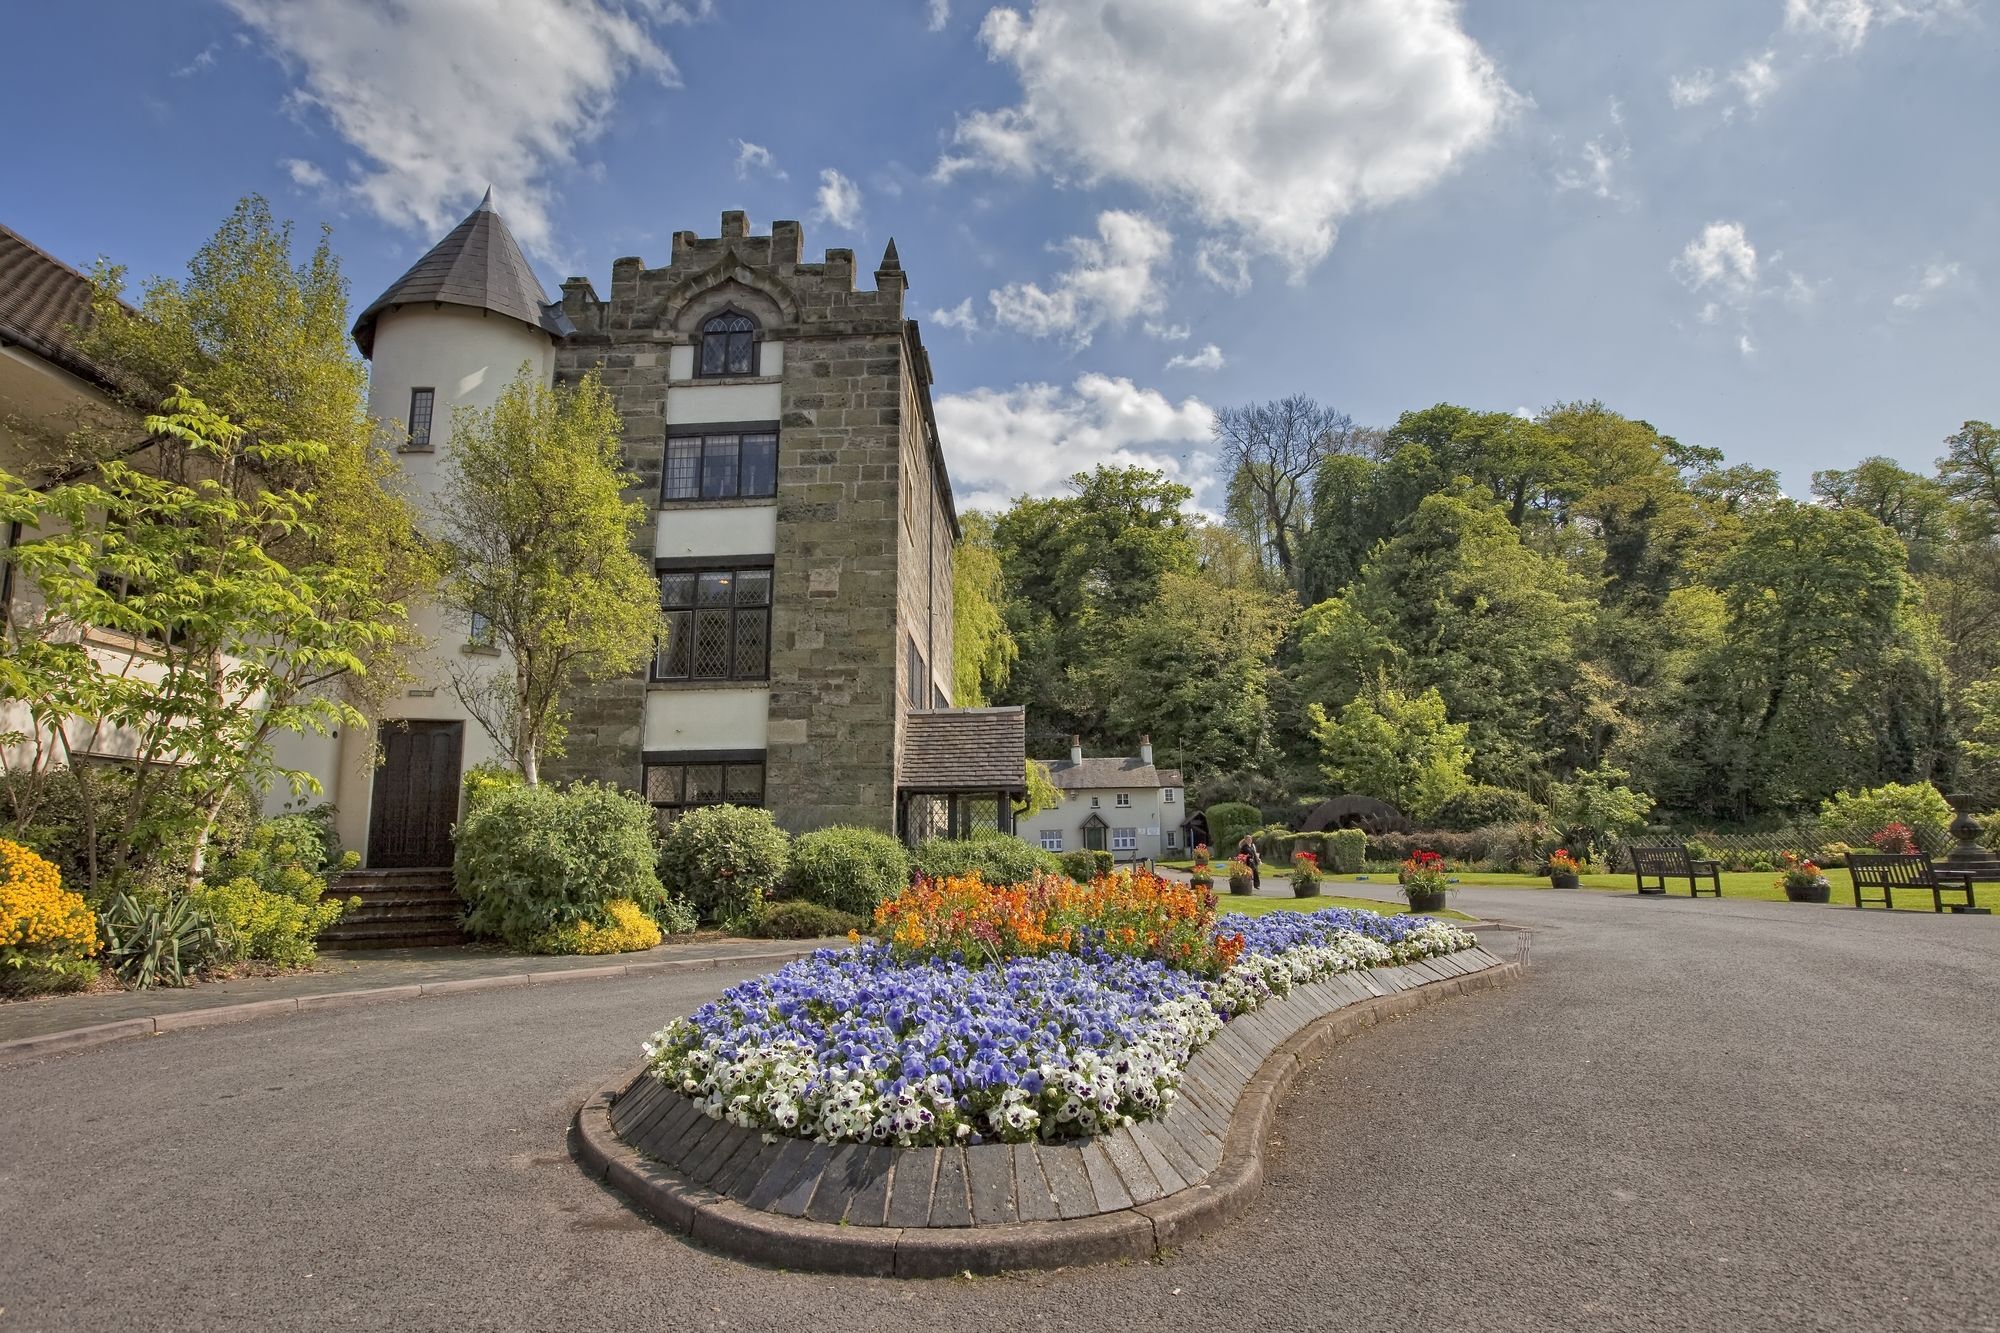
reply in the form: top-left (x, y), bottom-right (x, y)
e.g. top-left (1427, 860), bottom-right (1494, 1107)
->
top-left (547, 213), bottom-right (957, 833)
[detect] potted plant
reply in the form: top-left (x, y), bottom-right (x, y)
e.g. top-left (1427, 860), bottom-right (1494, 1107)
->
top-left (1290, 850), bottom-right (1322, 899)
top-left (1777, 852), bottom-right (1831, 903)
top-left (1190, 843), bottom-right (1214, 891)
top-left (1399, 850), bottom-right (1448, 912)
top-left (1227, 856), bottom-right (1256, 895)
top-left (1546, 848), bottom-right (1582, 890)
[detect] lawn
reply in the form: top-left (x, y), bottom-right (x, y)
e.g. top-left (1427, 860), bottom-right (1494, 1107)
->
top-left (1214, 893), bottom-right (1476, 922)
top-left (1326, 870), bottom-right (1986, 914)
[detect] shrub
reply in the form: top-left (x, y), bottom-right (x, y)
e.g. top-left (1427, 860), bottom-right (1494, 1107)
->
top-left (194, 814), bottom-right (356, 968)
top-left (911, 832), bottom-right (1059, 887)
top-left (1324, 829), bottom-right (1366, 873)
top-left (658, 802), bottom-right (789, 925)
top-left (1205, 802), bottom-right (1263, 857)
top-left (97, 891), bottom-right (220, 988)
top-left (1091, 850), bottom-right (1114, 876)
top-left (0, 838), bottom-right (99, 996)
top-left (1548, 766), bottom-right (1654, 862)
top-left (1469, 820), bottom-right (1551, 874)
top-left (742, 899), bottom-right (867, 940)
top-left (456, 781), bottom-right (665, 947)
top-left (1820, 782), bottom-right (1952, 851)
top-left (1867, 823), bottom-right (1917, 855)
top-left (526, 898), bottom-right (662, 955)
top-left (787, 826), bottom-right (911, 916)
top-left (1290, 851), bottom-right (1322, 898)
top-left (650, 894), bottom-right (700, 936)
top-left (1367, 830), bottom-right (1479, 866)
top-left (1059, 850), bottom-right (1101, 882)
top-left (1431, 785), bottom-right (1543, 832)
top-left (11, 768), bottom-right (258, 904)
top-left (462, 762), bottom-right (525, 815)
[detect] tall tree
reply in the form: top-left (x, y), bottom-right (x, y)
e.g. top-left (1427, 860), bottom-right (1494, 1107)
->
top-left (951, 511), bottom-right (1016, 706)
top-left (1812, 457), bottom-right (1956, 572)
top-left (1308, 683), bottom-right (1471, 821)
top-left (1937, 420), bottom-right (2000, 529)
top-left (1212, 396), bottom-right (1358, 581)
top-left (434, 367), bottom-right (660, 784)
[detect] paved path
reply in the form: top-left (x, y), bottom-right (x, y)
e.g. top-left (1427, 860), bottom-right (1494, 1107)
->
top-left (0, 936), bottom-right (841, 1044)
top-left (3, 890), bottom-right (1995, 1331)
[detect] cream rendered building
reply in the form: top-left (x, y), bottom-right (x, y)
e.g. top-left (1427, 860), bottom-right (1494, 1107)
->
top-left (1014, 737), bottom-right (1191, 865)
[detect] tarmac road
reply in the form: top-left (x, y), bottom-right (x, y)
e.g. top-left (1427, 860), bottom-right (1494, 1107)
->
top-left (3, 889), bottom-right (1995, 1332)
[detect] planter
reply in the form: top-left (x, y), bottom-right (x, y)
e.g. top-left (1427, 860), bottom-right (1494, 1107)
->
top-left (1403, 887), bottom-right (1447, 912)
top-left (1291, 879), bottom-right (1322, 899)
top-left (1228, 878), bottom-right (1254, 896)
top-left (1784, 882), bottom-right (1831, 903)
top-left (1549, 872), bottom-right (1580, 890)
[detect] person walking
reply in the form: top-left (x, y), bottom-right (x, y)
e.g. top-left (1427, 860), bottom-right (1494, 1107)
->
top-left (1236, 833), bottom-right (1262, 892)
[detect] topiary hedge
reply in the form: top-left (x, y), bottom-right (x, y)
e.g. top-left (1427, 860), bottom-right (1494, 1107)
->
top-left (454, 781), bottom-right (666, 949)
top-left (787, 825), bottom-right (910, 917)
top-left (911, 832), bottom-right (1060, 885)
top-left (658, 803), bottom-right (790, 925)
top-left (1205, 801), bottom-right (1263, 857)
top-left (1058, 850), bottom-right (1101, 882)
top-left (1325, 828), bottom-right (1367, 873)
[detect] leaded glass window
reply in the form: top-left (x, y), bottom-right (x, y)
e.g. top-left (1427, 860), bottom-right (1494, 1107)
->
top-left (697, 310), bottom-right (757, 377)
top-left (655, 566), bottom-right (772, 682)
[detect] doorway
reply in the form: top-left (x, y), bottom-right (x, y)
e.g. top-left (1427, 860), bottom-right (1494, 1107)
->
top-left (366, 720), bottom-right (464, 868)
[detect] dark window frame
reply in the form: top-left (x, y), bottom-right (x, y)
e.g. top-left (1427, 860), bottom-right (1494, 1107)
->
top-left (653, 563), bottom-right (773, 684)
top-left (695, 309), bottom-right (759, 379)
top-left (661, 423), bottom-right (779, 502)
top-left (406, 387), bottom-right (436, 451)
top-left (643, 749), bottom-right (766, 822)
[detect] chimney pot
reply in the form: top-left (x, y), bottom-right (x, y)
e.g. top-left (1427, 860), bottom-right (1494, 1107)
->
top-left (1069, 734), bottom-right (1084, 766)
top-left (1140, 734), bottom-right (1154, 766)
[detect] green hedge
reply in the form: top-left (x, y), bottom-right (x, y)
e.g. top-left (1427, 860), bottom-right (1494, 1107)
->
top-left (1326, 828), bottom-right (1366, 873)
top-left (455, 782), bottom-right (665, 949)
top-left (1205, 801), bottom-right (1263, 857)
top-left (787, 826), bottom-right (909, 917)
top-left (1431, 784), bottom-right (1543, 831)
top-left (741, 899), bottom-right (867, 939)
top-left (912, 832), bottom-right (1060, 885)
top-left (658, 803), bottom-right (789, 925)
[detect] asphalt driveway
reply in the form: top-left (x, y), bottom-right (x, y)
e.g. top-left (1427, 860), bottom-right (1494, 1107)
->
top-left (2, 890), bottom-right (1994, 1332)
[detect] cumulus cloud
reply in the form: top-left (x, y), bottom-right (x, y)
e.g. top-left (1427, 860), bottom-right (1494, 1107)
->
top-left (1194, 238), bottom-right (1252, 295)
top-left (1669, 69), bottom-right (1719, 107)
top-left (1893, 261), bottom-right (1966, 310)
top-left (1554, 98), bottom-right (1630, 202)
top-left (988, 210), bottom-right (1172, 345)
top-left (225, 0), bottom-right (687, 260)
top-left (932, 297), bottom-right (979, 333)
top-left (734, 140), bottom-right (785, 180)
top-left (1165, 344), bottom-right (1225, 371)
top-left (283, 158), bottom-right (330, 190)
top-left (928, 0), bottom-right (950, 30)
top-left (934, 373), bottom-right (1216, 510)
top-left (1675, 1), bottom-right (1965, 117)
top-left (1672, 221), bottom-right (1815, 357)
top-left (1730, 51), bottom-right (1781, 108)
top-left (814, 169), bottom-right (863, 229)
top-left (1784, 0), bottom-right (1966, 52)
top-left (936, 0), bottom-right (1521, 275)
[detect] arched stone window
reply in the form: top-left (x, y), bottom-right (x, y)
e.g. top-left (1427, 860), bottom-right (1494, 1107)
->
top-left (697, 309), bottom-right (758, 377)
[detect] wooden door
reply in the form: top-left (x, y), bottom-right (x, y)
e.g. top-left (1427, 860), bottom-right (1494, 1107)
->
top-left (366, 721), bottom-right (464, 868)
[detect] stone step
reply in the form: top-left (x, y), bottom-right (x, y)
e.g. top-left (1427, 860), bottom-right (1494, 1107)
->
top-left (320, 927), bottom-right (470, 950)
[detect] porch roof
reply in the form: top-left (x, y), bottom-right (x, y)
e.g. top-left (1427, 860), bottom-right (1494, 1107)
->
top-left (898, 706), bottom-right (1027, 794)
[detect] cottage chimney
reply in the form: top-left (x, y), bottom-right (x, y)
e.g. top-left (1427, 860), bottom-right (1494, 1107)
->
top-left (1070, 734), bottom-right (1084, 766)
top-left (1139, 734), bottom-right (1154, 766)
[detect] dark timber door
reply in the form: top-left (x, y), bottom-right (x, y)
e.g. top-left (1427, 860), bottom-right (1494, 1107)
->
top-left (367, 721), bottom-right (464, 868)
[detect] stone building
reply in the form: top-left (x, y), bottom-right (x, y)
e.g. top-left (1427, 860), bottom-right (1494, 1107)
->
top-left (333, 201), bottom-right (1022, 861)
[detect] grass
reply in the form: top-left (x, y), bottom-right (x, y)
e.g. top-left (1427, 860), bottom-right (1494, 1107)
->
top-left (1327, 870), bottom-right (1985, 914)
top-left (1211, 892), bottom-right (1476, 922)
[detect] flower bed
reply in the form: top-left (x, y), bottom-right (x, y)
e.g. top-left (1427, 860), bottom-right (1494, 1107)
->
top-left (645, 885), bottom-right (1476, 1149)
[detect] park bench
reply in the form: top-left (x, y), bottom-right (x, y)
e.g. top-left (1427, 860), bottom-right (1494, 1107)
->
top-left (1846, 853), bottom-right (1983, 914)
top-left (1629, 844), bottom-right (1723, 897)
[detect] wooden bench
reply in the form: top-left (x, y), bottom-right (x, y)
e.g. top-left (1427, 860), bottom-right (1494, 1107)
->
top-left (1629, 844), bottom-right (1722, 897)
top-left (1846, 853), bottom-right (1981, 913)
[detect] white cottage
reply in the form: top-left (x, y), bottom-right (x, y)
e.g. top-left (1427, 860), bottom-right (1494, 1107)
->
top-left (1016, 736), bottom-right (1190, 864)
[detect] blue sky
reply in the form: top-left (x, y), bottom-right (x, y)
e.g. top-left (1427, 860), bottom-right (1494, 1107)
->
top-left (4, 0), bottom-right (1994, 512)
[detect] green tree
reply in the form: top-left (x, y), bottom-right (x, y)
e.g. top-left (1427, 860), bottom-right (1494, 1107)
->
top-left (951, 511), bottom-right (1016, 706)
top-left (1211, 396), bottom-right (1359, 581)
top-left (434, 367), bottom-right (660, 784)
top-left (1548, 765), bottom-right (1654, 861)
top-left (1308, 683), bottom-right (1471, 821)
top-left (1812, 457), bottom-right (1956, 572)
top-left (1936, 420), bottom-right (2000, 531)
top-left (0, 391), bottom-right (402, 892)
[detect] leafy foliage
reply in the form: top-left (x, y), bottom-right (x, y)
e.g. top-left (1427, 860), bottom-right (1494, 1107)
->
top-left (1430, 784), bottom-right (1543, 832)
top-left (910, 832), bottom-right (1060, 886)
top-left (0, 838), bottom-right (98, 996)
top-left (657, 803), bottom-right (790, 925)
top-left (742, 899), bottom-right (868, 940)
top-left (1309, 683), bottom-right (1471, 822)
top-left (1818, 782), bottom-right (1953, 849)
top-left (194, 813), bottom-right (355, 968)
top-left (455, 782), bottom-right (666, 948)
top-left (1204, 802), bottom-right (1263, 857)
top-left (1548, 766), bottom-right (1656, 861)
top-left (526, 898), bottom-right (662, 955)
top-left (97, 892), bottom-right (221, 989)
top-left (952, 512), bottom-right (1017, 706)
top-left (1325, 829), bottom-right (1367, 873)
top-left (786, 826), bottom-right (911, 917)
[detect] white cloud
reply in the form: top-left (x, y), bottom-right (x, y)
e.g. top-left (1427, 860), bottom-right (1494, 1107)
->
top-left (1674, 222), bottom-right (1761, 303)
top-left (283, 158), bottom-right (330, 190)
top-left (1730, 51), bottom-right (1781, 108)
top-left (1892, 260), bottom-right (1966, 310)
top-left (734, 140), bottom-right (785, 180)
top-left (1738, 333), bottom-right (1757, 358)
top-left (1554, 98), bottom-right (1630, 202)
top-left (1784, 0), bottom-right (1965, 52)
top-left (1194, 238), bottom-right (1252, 295)
top-left (814, 168), bottom-right (863, 229)
top-left (934, 373), bottom-right (1216, 510)
top-left (1145, 320), bottom-right (1191, 341)
top-left (173, 45), bottom-right (219, 77)
top-left (928, 0), bottom-right (950, 30)
top-left (226, 0), bottom-right (687, 260)
top-left (1165, 343), bottom-right (1225, 371)
top-left (936, 0), bottom-right (1521, 275)
top-left (1669, 68), bottom-right (1719, 107)
top-left (988, 210), bottom-right (1172, 345)
top-left (932, 297), bottom-right (979, 333)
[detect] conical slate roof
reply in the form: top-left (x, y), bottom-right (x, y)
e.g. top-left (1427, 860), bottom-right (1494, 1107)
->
top-left (350, 189), bottom-right (573, 357)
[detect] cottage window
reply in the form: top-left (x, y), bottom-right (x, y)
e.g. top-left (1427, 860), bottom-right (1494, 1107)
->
top-left (663, 431), bottom-right (778, 501)
top-left (1115, 792), bottom-right (1131, 808)
top-left (406, 387), bottom-right (435, 450)
top-left (1112, 827), bottom-right (1138, 853)
top-left (655, 567), bottom-right (771, 682)
top-left (1163, 787), bottom-right (1176, 804)
top-left (1039, 830), bottom-right (1064, 852)
top-left (697, 310), bottom-right (758, 377)
top-left (1165, 827), bottom-right (1180, 850)
top-left (645, 757), bottom-right (764, 822)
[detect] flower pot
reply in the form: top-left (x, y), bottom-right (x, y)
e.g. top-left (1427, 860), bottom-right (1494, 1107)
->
top-left (1227, 877), bottom-right (1254, 896)
top-left (1549, 872), bottom-right (1580, 890)
top-left (1403, 887), bottom-right (1447, 912)
top-left (1784, 882), bottom-right (1831, 903)
top-left (1292, 879), bottom-right (1321, 899)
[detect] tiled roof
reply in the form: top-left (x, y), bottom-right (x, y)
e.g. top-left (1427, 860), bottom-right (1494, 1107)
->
top-left (1043, 756), bottom-right (1183, 791)
top-left (899, 707), bottom-right (1027, 792)
top-left (351, 190), bottom-right (574, 357)
top-left (0, 222), bottom-right (130, 390)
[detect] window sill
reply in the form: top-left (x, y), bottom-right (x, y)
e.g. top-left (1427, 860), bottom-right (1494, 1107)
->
top-left (398, 444), bottom-right (435, 455)
top-left (657, 496), bottom-right (778, 510)
top-left (459, 643), bottom-right (501, 657)
top-left (676, 374), bottom-right (782, 388)
top-left (648, 679), bottom-right (772, 691)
